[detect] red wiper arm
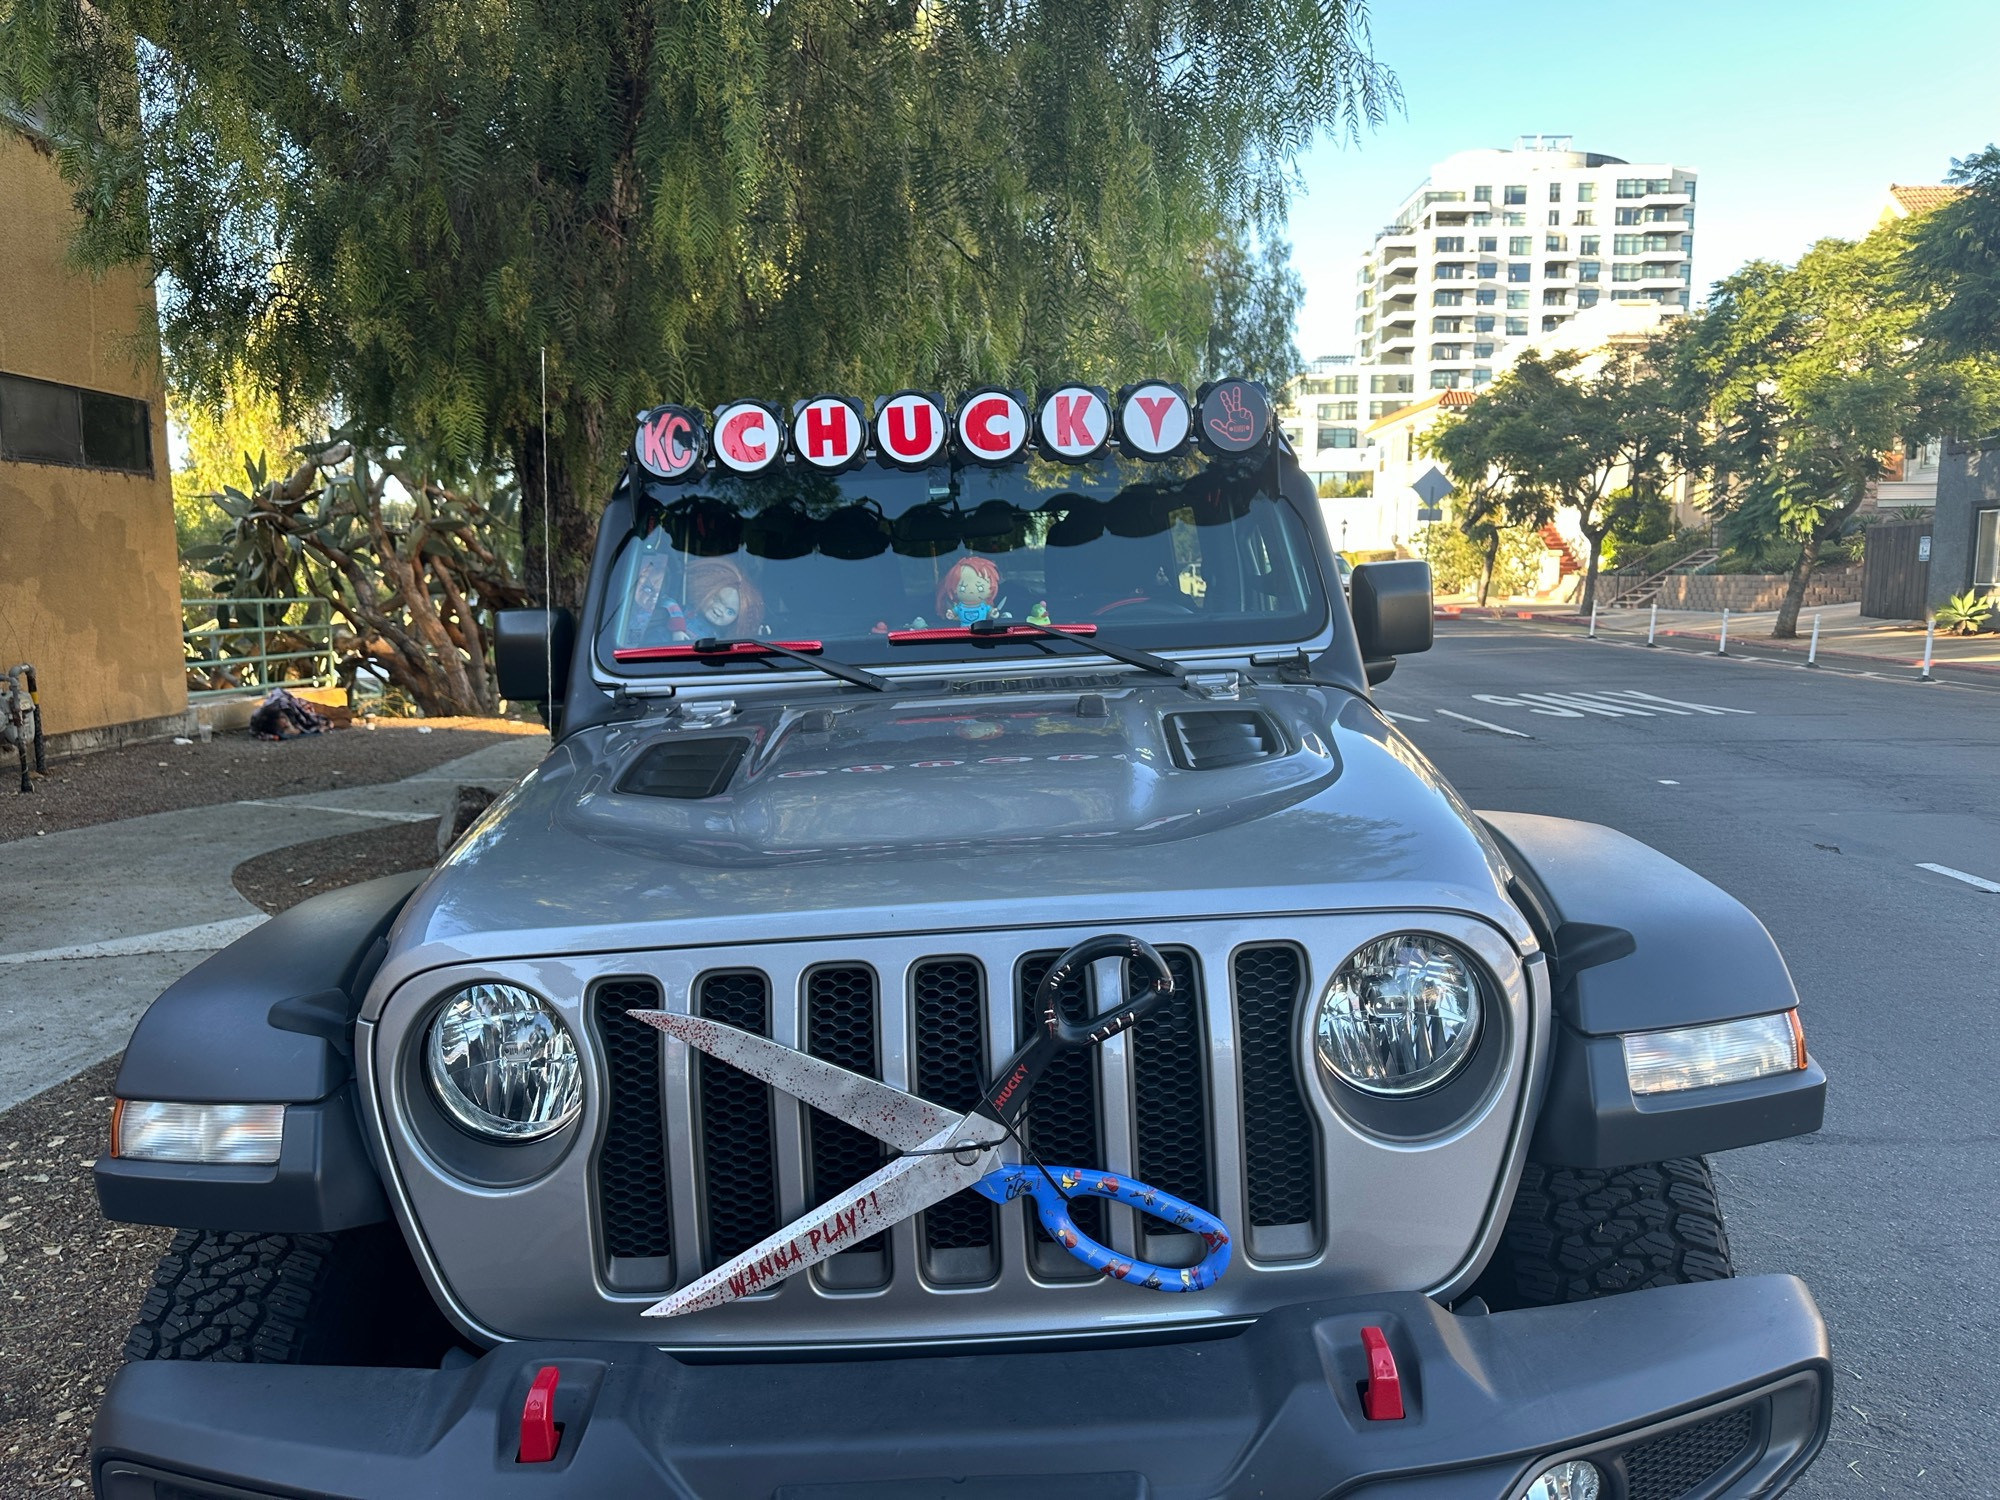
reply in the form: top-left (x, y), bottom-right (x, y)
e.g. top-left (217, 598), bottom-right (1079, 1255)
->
top-left (886, 620), bottom-right (1184, 681)
top-left (614, 638), bottom-right (886, 692)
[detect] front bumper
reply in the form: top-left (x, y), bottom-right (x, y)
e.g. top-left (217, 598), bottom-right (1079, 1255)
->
top-left (94, 1275), bottom-right (1829, 1500)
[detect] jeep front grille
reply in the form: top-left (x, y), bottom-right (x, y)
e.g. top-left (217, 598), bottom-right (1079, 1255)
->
top-left (592, 942), bottom-right (1317, 1291)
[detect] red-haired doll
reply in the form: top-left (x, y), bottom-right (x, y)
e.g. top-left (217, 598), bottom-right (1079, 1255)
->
top-left (936, 556), bottom-right (1002, 626)
top-left (682, 559), bottom-right (764, 639)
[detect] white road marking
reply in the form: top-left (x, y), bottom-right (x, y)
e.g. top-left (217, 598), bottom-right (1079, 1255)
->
top-left (1382, 711), bottom-right (1429, 723)
top-left (1519, 692), bottom-right (1656, 717)
top-left (1435, 709), bottom-right (1534, 739)
top-left (0, 914), bottom-right (269, 965)
top-left (1917, 863), bottom-right (2000, 894)
top-left (1596, 690), bottom-right (1754, 716)
top-left (1474, 693), bottom-right (1581, 718)
top-left (1658, 779), bottom-right (1680, 785)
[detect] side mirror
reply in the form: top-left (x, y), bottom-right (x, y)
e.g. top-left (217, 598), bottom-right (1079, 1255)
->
top-left (495, 608), bottom-right (576, 704)
top-left (1350, 561), bottom-right (1433, 686)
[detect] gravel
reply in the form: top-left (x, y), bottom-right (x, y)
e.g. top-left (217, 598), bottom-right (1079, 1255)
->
top-left (0, 1059), bottom-right (167, 1499)
top-left (231, 818), bottom-right (443, 915)
top-left (0, 718), bottom-right (545, 845)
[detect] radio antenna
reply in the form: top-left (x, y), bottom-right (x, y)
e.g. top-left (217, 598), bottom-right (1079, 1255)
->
top-left (540, 346), bottom-right (553, 724)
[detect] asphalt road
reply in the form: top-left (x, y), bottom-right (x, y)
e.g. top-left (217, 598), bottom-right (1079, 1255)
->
top-left (1381, 622), bottom-right (2000, 1499)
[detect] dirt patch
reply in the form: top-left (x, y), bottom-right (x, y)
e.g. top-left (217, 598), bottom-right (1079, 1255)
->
top-left (231, 818), bottom-right (443, 915)
top-left (0, 1058), bottom-right (169, 1499)
top-left (0, 718), bottom-right (546, 845)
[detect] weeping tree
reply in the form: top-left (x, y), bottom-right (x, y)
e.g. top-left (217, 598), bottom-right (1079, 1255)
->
top-left (2, 0), bottom-right (1395, 609)
top-left (196, 439), bottom-right (531, 715)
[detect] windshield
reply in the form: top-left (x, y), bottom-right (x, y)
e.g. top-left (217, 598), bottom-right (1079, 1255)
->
top-left (595, 450), bottom-right (1328, 676)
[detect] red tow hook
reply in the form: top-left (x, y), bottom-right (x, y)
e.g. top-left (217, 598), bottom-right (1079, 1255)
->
top-left (1360, 1326), bottom-right (1404, 1420)
top-left (519, 1365), bottom-right (561, 1462)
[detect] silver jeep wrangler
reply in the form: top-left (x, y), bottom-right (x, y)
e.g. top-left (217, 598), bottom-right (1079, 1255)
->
top-left (91, 381), bottom-right (1829, 1500)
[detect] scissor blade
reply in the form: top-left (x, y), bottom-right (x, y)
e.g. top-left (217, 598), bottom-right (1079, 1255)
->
top-left (642, 1131), bottom-right (993, 1318)
top-left (630, 1010), bottom-right (961, 1151)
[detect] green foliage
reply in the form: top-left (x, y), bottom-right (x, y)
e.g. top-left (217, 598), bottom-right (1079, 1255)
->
top-left (1900, 146), bottom-right (2000, 364)
top-left (1317, 474), bottom-right (1372, 499)
top-left (192, 433), bottom-right (528, 715)
top-left (1425, 345), bottom-right (1681, 610)
top-left (1669, 225), bottom-right (2000, 634)
top-left (1935, 589), bottom-right (1997, 635)
top-left (1417, 514), bottom-right (1544, 599)
top-left (1, 0), bottom-right (1395, 605)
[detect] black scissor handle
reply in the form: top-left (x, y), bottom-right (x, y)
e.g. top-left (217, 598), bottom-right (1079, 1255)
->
top-left (1036, 934), bottom-right (1174, 1048)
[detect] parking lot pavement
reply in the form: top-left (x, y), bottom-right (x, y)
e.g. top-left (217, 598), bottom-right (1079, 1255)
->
top-left (0, 735), bottom-right (548, 1113)
top-left (1385, 622), bottom-right (2000, 1498)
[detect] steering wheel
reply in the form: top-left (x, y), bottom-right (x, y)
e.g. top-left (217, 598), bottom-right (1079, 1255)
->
top-left (1093, 598), bottom-right (1196, 620)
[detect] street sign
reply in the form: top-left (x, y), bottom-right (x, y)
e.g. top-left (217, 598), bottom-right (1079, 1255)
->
top-left (1918, 535), bottom-right (1932, 563)
top-left (1411, 466), bottom-right (1452, 507)
top-left (1416, 505), bottom-right (1444, 523)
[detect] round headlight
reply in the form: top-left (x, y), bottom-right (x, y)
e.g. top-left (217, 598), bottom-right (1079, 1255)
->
top-left (1315, 935), bottom-right (1483, 1097)
top-left (425, 984), bottom-right (581, 1141)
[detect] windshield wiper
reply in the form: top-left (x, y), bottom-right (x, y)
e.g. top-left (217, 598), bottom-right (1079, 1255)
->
top-left (886, 619), bottom-right (1184, 682)
top-left (613, 638), bottom-right (887, 691)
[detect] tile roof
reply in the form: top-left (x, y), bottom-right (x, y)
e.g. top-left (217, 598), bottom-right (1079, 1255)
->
top-left (1362, 387), bottom-right (1478, 436)
top-left (1886, 184), bottom-right (1964, 218)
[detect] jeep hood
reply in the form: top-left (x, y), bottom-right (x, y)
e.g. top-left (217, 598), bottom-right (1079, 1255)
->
top-left (380, 681), bottom-right (1529, 979)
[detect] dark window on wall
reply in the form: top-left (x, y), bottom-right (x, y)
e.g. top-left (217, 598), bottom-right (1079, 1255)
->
top-left (1503, 185), bottom-right (1526, 205)
top-left (0, 373), bottom-right (152, 474)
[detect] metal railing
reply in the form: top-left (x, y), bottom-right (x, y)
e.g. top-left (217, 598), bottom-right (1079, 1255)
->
top-left (182, 597), bottom-right (339, 701)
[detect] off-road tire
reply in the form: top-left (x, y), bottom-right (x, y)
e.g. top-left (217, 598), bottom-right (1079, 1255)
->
top-left (1476, 1157), bottom-right (1734, 1311)
top-left (124, 1224), bottom-right (454, 1366)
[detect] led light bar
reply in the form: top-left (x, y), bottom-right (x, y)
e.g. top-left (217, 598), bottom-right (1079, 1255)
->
top-left (1622, 1011), bottom-right (1807, 1097)
top-left (113, 1100), bottom-right (286, 1164)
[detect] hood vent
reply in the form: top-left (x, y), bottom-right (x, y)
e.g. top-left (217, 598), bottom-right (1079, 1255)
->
top-left (1164, 711), bottom-right (1283, 771)
top-left (618, 737), bottom-right (751, 800)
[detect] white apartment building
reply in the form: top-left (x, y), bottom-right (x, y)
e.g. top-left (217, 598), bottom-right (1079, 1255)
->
top-left (1354, 135), bottom-right (1697, 396)
top-left (1274, 355), bottom-right (1418, 491)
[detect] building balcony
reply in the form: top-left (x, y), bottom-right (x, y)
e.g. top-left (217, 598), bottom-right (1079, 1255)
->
top-left (1376, 353), bottom-right (1414, 367)
top-left (1379, 331), bottom-right (1417, 353)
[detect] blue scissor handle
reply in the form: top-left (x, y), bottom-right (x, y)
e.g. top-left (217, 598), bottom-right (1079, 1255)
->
top-left (972, 1164), bottom-right (1232, 1292)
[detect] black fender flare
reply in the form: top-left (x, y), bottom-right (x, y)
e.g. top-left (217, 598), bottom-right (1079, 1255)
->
top-left (1482, 812), bottom-right (1826, 1170)
top-left (93, 872), bottom-right (426, 1232)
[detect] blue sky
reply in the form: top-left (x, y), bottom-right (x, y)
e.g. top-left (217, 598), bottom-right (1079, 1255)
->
top-left (1285, 0), bottom-right (2000, 357)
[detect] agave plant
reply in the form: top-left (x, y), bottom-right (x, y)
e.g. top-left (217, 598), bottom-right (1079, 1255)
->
top-left (1934, 589), bottom-right (1997, 635)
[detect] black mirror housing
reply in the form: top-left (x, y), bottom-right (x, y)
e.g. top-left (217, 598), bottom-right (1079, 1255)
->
top-left (1350, 561), bottom-right (1433, 676)
top-left (495, 608), bottom-right (576, 704)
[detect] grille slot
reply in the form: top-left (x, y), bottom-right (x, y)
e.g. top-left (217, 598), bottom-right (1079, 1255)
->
top-left (617, 737), bottom-right (750, 799)
top-left (1621, 1406), bottom-right (1756, 1500)
top-left (1164, 710), bottom-right (1282, 770)
top-left (1132, 948), bottom-right (1212, 1258)
top-left (594, 979), bottom-right (672, 1260)
top-left (1017, 952), bottom-right (1104, 1264)
top-left (912, 958), bottom-right (996, 1274)
top-left (804, 965), bottom-right (889, 1266)
top-left (1233, 945), bottom-right (1318, 1236)
top-left (695, 972), bottom-right (778, 1266)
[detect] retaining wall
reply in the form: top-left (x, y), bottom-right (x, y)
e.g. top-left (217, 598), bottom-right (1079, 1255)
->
top-left (1650, 567), bottom-right (1862, 612)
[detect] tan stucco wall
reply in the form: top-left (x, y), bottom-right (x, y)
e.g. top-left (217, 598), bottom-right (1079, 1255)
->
top-left (0, 126), bottom-right (187, 738)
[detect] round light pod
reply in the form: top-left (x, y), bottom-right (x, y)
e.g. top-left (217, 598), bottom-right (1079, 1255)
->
top-left (1315, 935), bottom-right (1483, 1097)
top-left (425, 984), bottom-right (581, 1141)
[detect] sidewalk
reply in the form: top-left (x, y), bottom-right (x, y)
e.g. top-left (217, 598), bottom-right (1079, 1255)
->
top-left (0, 734), bottom-right (549, 1113)
top-left (1437, 599), bottom-right (2000, 678)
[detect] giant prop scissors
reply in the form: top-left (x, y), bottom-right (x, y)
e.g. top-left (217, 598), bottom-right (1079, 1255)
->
top-left (632, 934), bottom-right (1232, 1318)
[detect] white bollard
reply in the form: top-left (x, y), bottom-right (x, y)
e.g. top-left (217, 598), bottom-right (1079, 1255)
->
top-left (1646, 601), bottom-right (1659, 648)
top-left (1717, 608), bottom-right (1729, 656)
top-left (1806, 612), bottom-right (1820, 668)
top-left (1589, 603), bottom-right (1598, 639)
top-left (1921, 617), bottom-right (1936, 682)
